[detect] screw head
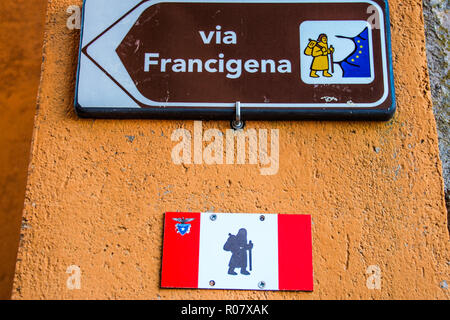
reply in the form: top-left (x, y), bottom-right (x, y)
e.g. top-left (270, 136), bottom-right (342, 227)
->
top-left (231, 120), bottom-right (245, 130)
top-left (258, 281), bottom-right (266, 289)
top-left (260, 215), bottom-right (265, 221)
top-left (210, 214), bottom-right (217, 221)
top-left (209, 280), bottom-right (216, 287)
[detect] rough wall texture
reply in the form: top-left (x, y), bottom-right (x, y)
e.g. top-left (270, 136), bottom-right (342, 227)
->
top-left (12, 0), bottom-right (450, 299)
top-left (0, 0), bottom-right (47, 299)
top-left (423, 0), bottom-right (449, 230)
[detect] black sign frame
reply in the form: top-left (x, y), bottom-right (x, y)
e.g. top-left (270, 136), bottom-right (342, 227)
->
top-left (74, 0), bottom-right (396, 121)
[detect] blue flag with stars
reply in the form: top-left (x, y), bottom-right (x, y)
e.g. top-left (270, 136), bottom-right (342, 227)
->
top-left (337, 27), bottom-right (371, 78)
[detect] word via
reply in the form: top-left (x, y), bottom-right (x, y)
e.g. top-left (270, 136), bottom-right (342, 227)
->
top-left (171, 121), bottom-right (279, 176)
top-left (199, 25), bottom-right (237, 45)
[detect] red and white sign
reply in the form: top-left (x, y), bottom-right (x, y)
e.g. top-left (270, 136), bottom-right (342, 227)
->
top-left (161, 212), bottom-right (313, 291)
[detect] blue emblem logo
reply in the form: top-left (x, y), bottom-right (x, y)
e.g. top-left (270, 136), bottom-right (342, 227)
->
top-left (173, 218), bottom-right (195, 236)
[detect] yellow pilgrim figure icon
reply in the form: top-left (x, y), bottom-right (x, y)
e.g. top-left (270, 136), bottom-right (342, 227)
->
top-left (306, 34), bottom-right (335, 78)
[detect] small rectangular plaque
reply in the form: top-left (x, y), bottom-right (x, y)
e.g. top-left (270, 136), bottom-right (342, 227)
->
top-left (75, 0), bottom-right (395, 120)
top-left (161, 212), bottom-right (313, 291)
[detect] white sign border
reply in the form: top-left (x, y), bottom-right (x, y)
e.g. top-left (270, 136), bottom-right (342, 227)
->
top-left (78, 0), bottom-right (390, 109)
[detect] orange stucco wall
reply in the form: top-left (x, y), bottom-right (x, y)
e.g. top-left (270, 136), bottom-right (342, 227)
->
top-left (0, 0), bottom-right (47, 299)
top-left (11, 0), bottom-right (449, 299)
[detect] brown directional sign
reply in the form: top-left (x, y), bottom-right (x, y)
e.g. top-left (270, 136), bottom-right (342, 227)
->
top-left (75, 0), bottom-right (396, 120)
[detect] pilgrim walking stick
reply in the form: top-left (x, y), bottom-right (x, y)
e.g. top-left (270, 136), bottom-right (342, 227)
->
top-left (329, 45), bottom-right (335, 74)
top-left (248, 240), bottom-right (253, 271)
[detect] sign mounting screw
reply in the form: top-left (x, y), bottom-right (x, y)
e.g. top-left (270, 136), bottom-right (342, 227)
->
top-left (210, 214), bottom-right (217, 221)
top-left (258, 281), bottom-right (266, 289)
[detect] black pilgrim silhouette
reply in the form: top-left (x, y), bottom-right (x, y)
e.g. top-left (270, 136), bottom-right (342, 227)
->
top-left (223, 228), bottom-right (254, 275)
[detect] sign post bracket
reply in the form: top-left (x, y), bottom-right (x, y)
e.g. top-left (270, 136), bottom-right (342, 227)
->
top-left (231, 101), bottom-right (245, 130)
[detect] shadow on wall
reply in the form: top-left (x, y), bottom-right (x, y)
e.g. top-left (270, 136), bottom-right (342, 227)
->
top-left (0, 0), bottom-right (47, 299)
top-left (422, 0), bottom-right (450, 234)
